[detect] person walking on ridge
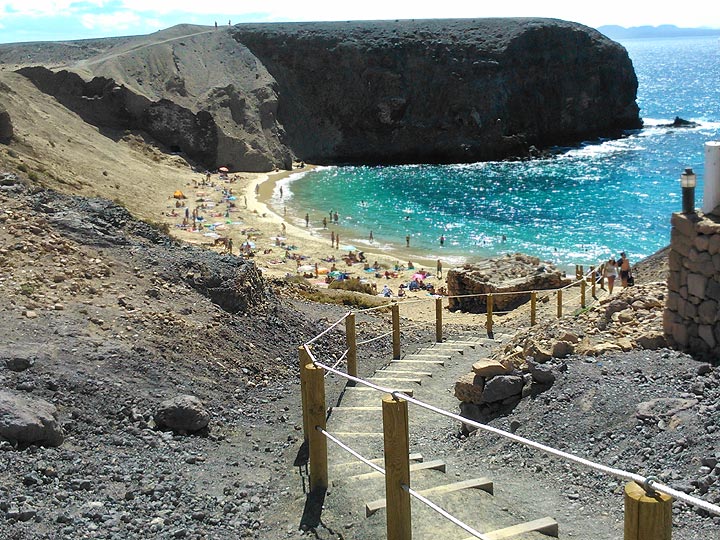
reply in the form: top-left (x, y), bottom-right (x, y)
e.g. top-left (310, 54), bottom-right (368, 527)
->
top-left (618, 252), bottom-right (631, 287)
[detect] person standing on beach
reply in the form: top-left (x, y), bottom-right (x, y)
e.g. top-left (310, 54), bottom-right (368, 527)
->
top-left (279, 186), bottom-right (283, 198)
top-left (619, 252), bottom-right (631, 287)
top-left (333, 211), bottom-right (339, 224)
top-left (335, 234), bottom-right (340, 250)
top-left (437, 259), bottom-right (443, 279)
top-left (323, 217), bottom-right (327, 229)
top-left (305, 213), bottom-right (309, 228)
top-left (406, 235), bottom-right (410, 248)
top-left (331, 231), bottom-right (335, 247)
top-left (369, 231), bottom-right (374, 243)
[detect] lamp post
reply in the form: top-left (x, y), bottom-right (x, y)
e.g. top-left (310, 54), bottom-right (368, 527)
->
top-left (681, 167), bottom-right (697, 214)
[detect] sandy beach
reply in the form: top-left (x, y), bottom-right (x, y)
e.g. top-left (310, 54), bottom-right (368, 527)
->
top-left (159, 165), bottom-right (488, 325)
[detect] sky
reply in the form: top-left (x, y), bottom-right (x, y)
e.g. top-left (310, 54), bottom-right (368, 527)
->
top-left (1, 0), bottom-right (720, 44)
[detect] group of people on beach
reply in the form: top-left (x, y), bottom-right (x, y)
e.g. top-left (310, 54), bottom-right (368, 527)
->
top-left (601, 252), bottom-right (632, 293)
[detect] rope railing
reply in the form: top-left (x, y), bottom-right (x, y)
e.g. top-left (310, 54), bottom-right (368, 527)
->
top-left (304, 350), bottom-right (720, 518)
top-left (305, 312), bottom-right (351, 345)
top-left (356, 331), bottom-right (394, 346)
top-left (295, 260), bottom-right (711, 539)
top-left (318, 427), bottom-right (385, 475)
top-left (324, 348), bottom-right (350, 378)
top-left (401, 484), bottom-right (490, 540)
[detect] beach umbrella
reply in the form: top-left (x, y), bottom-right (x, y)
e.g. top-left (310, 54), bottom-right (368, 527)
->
top-left (340, 244), bottom-right (357, 252)
top-left (412, 273), bottom-right (428, 281)
top-left (297, 264), bottom-right (315, 273)
top-left (218, 166), bottom-right (229, 172)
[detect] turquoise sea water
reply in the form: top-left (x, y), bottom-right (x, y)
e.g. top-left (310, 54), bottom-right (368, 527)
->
top-left (273, 36), bottom-right (720, 270)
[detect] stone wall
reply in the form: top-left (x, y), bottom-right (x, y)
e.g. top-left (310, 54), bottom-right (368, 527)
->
top-left (664, 211), bottom-right (720, 361)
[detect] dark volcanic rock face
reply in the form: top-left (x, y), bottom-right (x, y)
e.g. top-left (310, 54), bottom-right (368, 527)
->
top-left (17, 67), bottom-right (220, 167)
top-left (233, 18), bottom-right (641, 164)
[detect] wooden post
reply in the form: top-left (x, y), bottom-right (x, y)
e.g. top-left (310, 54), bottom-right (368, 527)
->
top-left (435, 297), bottom-right (443, 343)
top-left (392, 303), bottom-right (401, 360)
top-left (486, 294), bottom-right (493, 336)
top-left (557, 289), bottom-right (563, 318)
top-left (530, 291), bottom-right (537, 326)
top-left (581, 279), bottom-right (586, 309)
top-left (298, 346), bottom-right (311, 442)
top-left (345, 312), bottom-right (357, 380)
top-left (382, 394), bottom-right (411, 540)
top-left (624, 482), bottom-right (672, 540)
top-left (305, 363), bottom-right (328, 492)
top-left (591, 265), bottom-right (596, 297)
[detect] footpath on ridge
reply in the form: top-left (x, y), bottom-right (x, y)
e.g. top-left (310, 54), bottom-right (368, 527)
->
top-left (314, 328), bottom-right (560, 540)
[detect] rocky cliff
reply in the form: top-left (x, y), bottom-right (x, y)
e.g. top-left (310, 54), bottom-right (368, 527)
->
top-left (16, 26), bottom-right (294, 172)
top-left (233, 18), bottom-right (641, 165)
top-left (11, 19), bottom-right (641, 170)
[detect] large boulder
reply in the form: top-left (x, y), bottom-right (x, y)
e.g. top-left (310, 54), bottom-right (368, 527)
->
top-left (154, 395), bottom-right (210, 433)
top-left (0, 390), bottom-right (64, 447)
top-left (454, 372), bottom-right (485, 404)
top-left (447, 254), bottom-right (571, 313)
top-left (480, 375), bottom-right (524, 403)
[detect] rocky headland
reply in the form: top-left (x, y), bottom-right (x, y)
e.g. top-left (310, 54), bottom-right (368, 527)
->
top-left (234, 18), bottom-right (641, 165)
top-left (6, 18), bottom-right (640, 172)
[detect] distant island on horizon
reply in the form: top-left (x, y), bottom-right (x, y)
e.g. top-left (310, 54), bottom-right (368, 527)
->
top-left (598, 24), bottom-right (720, 40)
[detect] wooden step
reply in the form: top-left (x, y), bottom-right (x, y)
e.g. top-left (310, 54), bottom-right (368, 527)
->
top-left (330, 406), bottom-right (382, 412)
top-left (460, 517), bottom-right (559, 540)
top-left (344, 387), bottom-right (414, 397)
top-left (417, 347), bottom-right (464, 354)
top-left (380, 370), bottom-right (432, 377)
top-left (349, 459), bottom-right (446, 481)
top-left (405, 353), bottom-right (451, 359)
top-left (369, 377), bottom-right (423, 385)
top-left (391, 359), bottom-right (444, 366)
top-left (329, 431), bottom-right (383, 438)
top-left (331, 453), bottom-right (423, 470)
top-left (366, 477), bottom-right (494, 516)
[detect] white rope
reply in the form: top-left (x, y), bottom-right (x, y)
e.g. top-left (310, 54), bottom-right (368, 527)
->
top-left (357, 331), bottom-right (393, 346)
top-left (354, 302), bottom-right (395, 313)
top-left (324, 349), bottom-right (350, 378)
top-left (402, 484), bottom-right (490, 540)
top-left (317, 427), bottom-right (385, 475)
top-left (393, 391), bottom-right (720, 516)
top-left (305, 312), bottom-right (350, 345)
top-left (308, 353), bottom-right (720, 516)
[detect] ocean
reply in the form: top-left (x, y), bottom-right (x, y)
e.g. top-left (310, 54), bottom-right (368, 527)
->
top-left (272, 36), bottom-right (720, 270)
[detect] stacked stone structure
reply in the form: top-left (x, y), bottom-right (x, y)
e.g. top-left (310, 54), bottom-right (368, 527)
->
top-left (664, 210), bottom-right (720, 361)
